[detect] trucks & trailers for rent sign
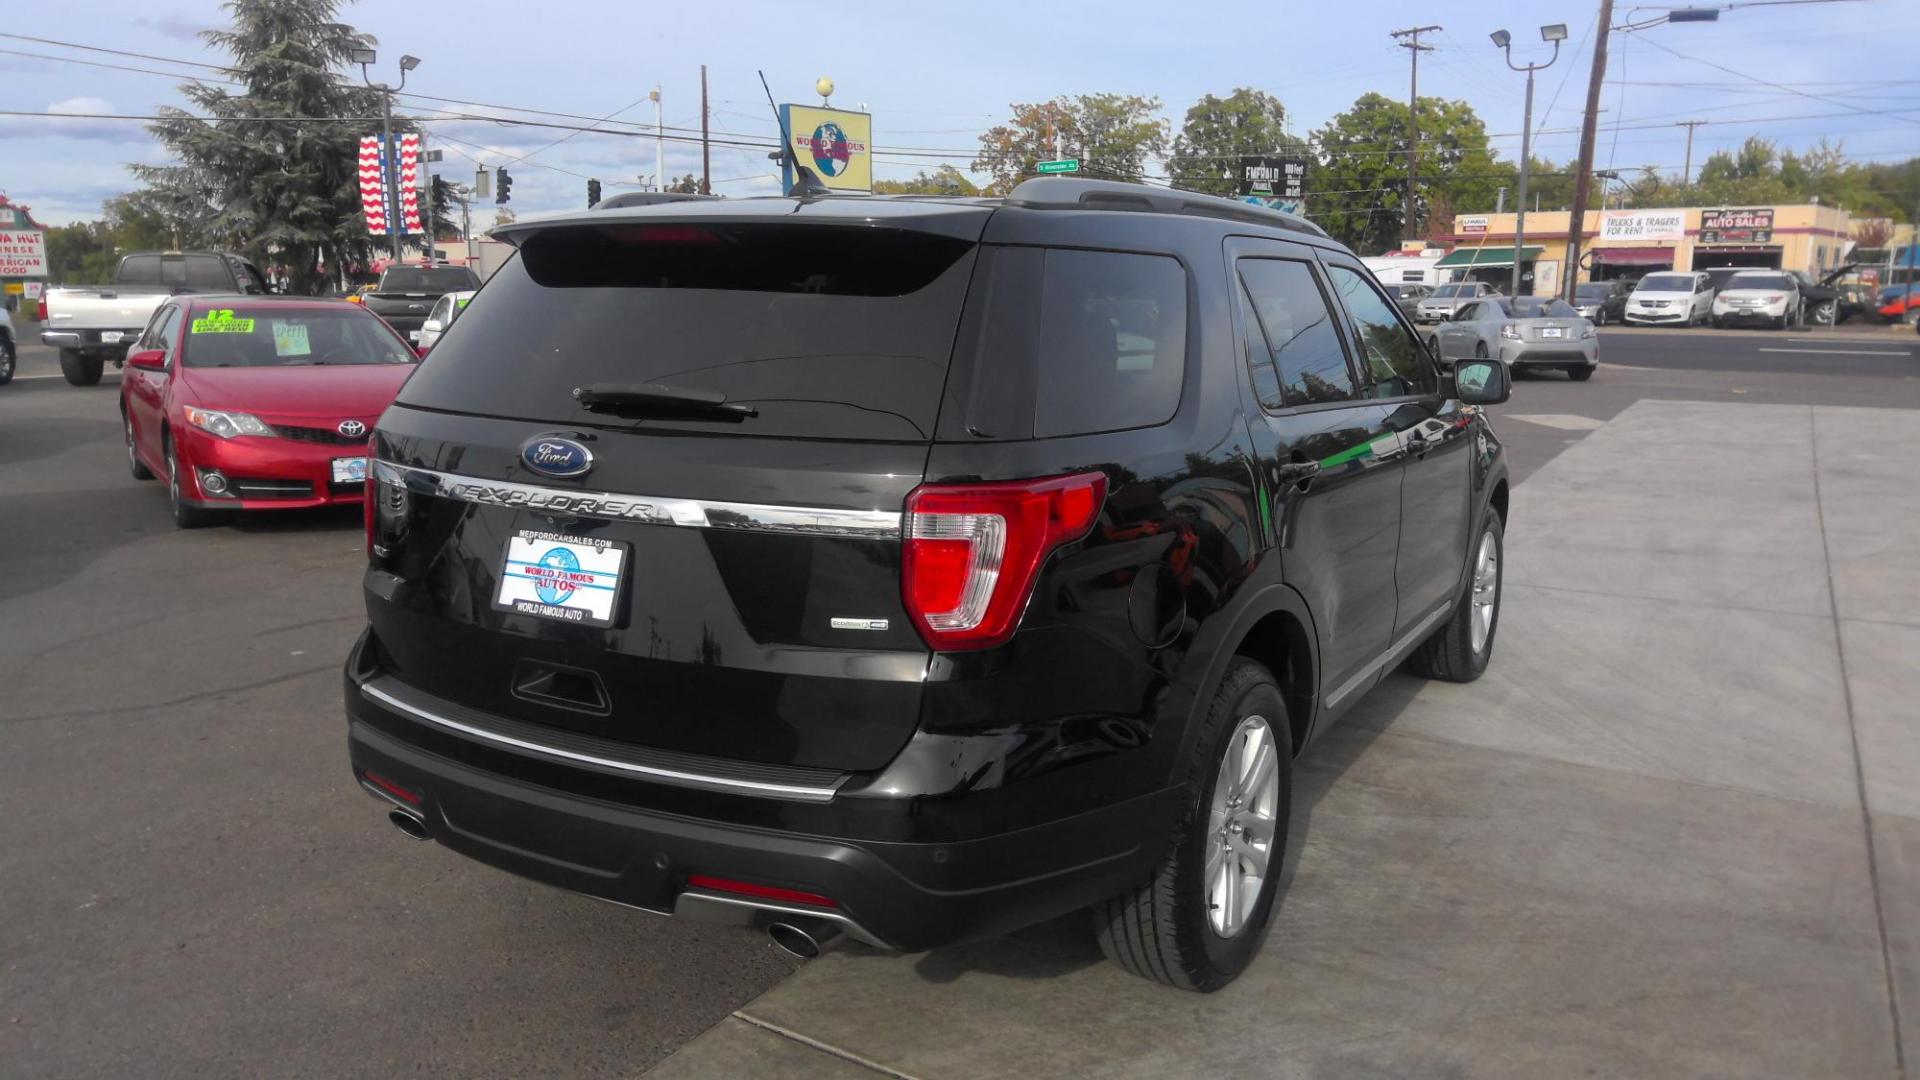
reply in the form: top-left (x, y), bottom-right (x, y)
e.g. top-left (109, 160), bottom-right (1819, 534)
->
top-left (0, 229), bottom-right (47, 277)
top-left (1599, 210), bottom-right (1685, 243)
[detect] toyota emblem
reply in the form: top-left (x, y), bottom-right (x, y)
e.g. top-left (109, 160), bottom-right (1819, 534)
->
top-left (338, 420), bottom-right (368, 439)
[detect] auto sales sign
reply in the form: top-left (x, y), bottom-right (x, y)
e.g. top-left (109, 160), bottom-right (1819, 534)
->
top-left (1699, 208), bottom-right (1774, 245)
top-left (0, 229), bottom-right (46, 277)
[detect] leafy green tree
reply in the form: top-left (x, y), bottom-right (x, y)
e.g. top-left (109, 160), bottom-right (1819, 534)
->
top-left (1168, 88), bottom-right (1307, 197)
top-left (665, 174), bottom-right (702, 194)
top-left (873, 165), bottom-right (980, 196)
top-left (974, 94), bottom-right (1167, 193)
top-left (1309, 93), bottom-right (1507, 254)
top-left (132, 0), bottom-right (398, 294)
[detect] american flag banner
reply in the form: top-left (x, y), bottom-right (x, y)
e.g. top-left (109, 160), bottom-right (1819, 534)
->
top-left (358, 135), bottom-right (389, 236)
top-left (396, 134), bottom-right (423, 235)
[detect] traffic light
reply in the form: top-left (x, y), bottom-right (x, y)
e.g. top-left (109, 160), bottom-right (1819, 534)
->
top-left (496, 168), bottom-right (513, 204)
top-left (587, 178), bottom-right (602, 208)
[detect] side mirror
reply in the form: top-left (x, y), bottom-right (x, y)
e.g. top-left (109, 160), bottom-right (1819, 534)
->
top-left (127, 348), bottom-right (167, 371)
top-left (1452, 359), bottom-right (1510, 406)
top-left (421, 318), bottom-right (444, 334)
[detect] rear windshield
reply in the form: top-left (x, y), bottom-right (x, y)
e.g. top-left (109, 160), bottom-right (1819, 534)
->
top-left (119, 254), bottom-right (231, 291)
top-left (379, 266), bottom-right (478, 292)
top-left (1726, 273), bottom-right (1793, 290)
top-left (1432, 284), bottom-right (1476, 297)
top-left (181, 306), bottom-right (416, 367)
top-left (1511, 297), bottom-right (1579, 318)
top-left (1575, 283), bottom-right (1612, 298)
top-left (396, 223), bottom-right (979, 440)
top-left (1636, 274), bottom-right (1695, 292)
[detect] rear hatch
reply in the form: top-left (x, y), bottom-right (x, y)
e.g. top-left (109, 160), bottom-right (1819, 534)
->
top-left (363, 206), bottom-right (990, 773)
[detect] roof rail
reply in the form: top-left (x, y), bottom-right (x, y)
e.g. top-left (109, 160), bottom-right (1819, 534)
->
top-left (1003, 177), bottom-right (1328, 239)
top-left (592, 190), bottom-right (721, 211)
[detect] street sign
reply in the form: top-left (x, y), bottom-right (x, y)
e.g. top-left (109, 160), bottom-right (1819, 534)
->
top-left (1036, 159), bottom-right (1081, 175)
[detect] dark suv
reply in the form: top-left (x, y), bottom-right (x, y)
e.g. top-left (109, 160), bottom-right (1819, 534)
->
top-left (344, 179), bottom-right (1512, 991)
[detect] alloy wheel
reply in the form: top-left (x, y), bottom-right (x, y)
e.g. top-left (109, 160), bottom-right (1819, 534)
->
top-left (1470, 527), bottom-right (1500, 654)
top-left (1205, 714), bottom-right (1281, 938)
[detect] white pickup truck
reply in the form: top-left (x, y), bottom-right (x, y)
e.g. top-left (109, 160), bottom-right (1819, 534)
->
top-left (40, 251), bottom-right (270, 385)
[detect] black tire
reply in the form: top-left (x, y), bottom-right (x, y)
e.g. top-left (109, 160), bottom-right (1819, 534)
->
top-left (125, 409), bottom-right (154, 480)
top-left (1809, 300), bottom-right (1836, 326)
top-left (1712, 317), bottom-right (1724, 329)
top-left (1094, 658), bottom-right (1292, 992)
top-left (165, 436), bottom-right (220, 529)
top-left (0, 335), bottom-right (15, 385)
top-left (1409, 512), bottom-right (1504, 682)
top-left (1776, 313), bottom-right (1790, 331)
top-left (60, 348), bottom-right (104, 387)
top-left (1474, 341), bottom-right (1489, 359)
top-left (1904, 309), bottom-right (1920, 327)
top-left (1568, 365), bottom-right (1595, 382)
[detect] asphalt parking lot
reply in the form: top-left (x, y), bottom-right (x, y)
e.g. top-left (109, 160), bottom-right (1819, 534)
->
top-left (3, 326), bottom-right (1917, 1078)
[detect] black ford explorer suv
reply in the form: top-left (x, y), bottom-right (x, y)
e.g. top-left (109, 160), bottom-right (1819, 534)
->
top-left (345, 178), bottom-right (1512, 991)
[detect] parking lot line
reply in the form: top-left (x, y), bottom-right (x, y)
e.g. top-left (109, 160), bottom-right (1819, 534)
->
top-left (1757, 348), bottom-right (1913, 356)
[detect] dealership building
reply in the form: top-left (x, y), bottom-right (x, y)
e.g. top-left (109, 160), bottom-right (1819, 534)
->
top-left (1434, 203), bottom-right (1855, 295)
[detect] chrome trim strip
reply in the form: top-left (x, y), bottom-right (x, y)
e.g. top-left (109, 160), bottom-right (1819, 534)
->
top-left (373, 461), bottom-right (900, 539)
top-left (673, 890), bottom-right (892, 950)
top-left (359, 683), bottom-right (843, 803)
top-left (1322, 601), bottom-right (1454, 712)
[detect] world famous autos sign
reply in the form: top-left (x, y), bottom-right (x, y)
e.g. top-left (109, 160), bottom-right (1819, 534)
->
top-left (780, 104), bottom-right (873, 194)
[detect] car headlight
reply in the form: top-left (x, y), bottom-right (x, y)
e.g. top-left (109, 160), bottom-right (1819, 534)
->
top-left (1499, 323), bottom-right (1521, 340)
top-left (1581, 322), bottom-right (1596, 339)
top-left (183, 406), bottom-right (274, 439)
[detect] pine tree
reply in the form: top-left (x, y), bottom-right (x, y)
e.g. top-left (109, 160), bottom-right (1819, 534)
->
top-left (133, 0), bottom-right (401, 294)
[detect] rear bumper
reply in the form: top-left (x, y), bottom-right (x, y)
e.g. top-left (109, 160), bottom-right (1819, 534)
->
top-left (1499, 340), bottom-right (1597, 368)
top-left (343, 657), bottom-right (1185, 952)
top-left (41, 329), bottom-right (139, 352)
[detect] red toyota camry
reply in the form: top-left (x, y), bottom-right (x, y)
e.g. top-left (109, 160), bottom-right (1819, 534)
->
top-left (120, 296), bottom-right (420, 527)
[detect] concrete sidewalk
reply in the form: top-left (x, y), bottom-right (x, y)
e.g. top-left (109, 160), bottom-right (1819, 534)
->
top-left (648, 401), bottom-right (1915, 1080)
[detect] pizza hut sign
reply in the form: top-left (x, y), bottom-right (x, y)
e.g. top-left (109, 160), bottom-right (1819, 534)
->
top-left (1699, 208), bottom-right (1774, 245)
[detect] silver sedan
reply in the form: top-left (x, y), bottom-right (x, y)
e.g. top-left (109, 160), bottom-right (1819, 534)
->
top-left (1426, 296), bottom-right (1599, 382)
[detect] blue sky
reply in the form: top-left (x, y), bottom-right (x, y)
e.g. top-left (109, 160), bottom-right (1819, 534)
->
top-left (4, 0), bottom-right (1917, 228)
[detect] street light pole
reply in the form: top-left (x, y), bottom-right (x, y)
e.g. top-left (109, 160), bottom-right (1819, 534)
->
top-left (354, 50), bottom-right (421, 266)
top-left (1493, 25), bottom-right (1564, 298)
top-left (650, 86), bottom-right (664, 192)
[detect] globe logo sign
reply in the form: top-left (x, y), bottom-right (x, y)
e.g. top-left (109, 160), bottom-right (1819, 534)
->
top-left (533, 547), bottom-right (581, 605)
top-left (808, 122), bottom-right (852, 176)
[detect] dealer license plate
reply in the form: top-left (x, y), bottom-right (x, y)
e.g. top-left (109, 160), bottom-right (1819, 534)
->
top-left (331, 457), bottom-right (368, 483)
top-left (1540, 327), bottom-right (1563, 338)
top-left (493, 530), bottom-right (627, 627)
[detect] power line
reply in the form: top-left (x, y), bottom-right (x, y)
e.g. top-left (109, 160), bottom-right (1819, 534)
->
top-left (1631, 32), bottom-right (1920, 128)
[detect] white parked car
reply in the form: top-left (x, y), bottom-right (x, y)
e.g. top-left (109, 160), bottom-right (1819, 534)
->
top-left (1414, 280), bottom-right (1501, 324)
top-left (413, 290), bottom-right (476, 351)
top-left (1711, 271), bottom-right (1801, 330)
top-left (1623, 271), bottom-right (1715, 327)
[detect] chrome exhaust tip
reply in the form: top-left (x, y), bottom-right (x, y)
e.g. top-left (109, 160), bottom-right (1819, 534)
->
top-left (387, 807), bottom-right (432, 842)
top-left (767, 918), bottom-right (842, 959)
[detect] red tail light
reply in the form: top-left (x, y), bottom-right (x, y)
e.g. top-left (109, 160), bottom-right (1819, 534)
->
top-left (36, 296), bottom-right (48, 322)
top-left (687, 874), bottom-right (837, 908)
top-left (902, 472), bottom-right (1108, 651)
top-left (362, 769), bottom-right (422, 806)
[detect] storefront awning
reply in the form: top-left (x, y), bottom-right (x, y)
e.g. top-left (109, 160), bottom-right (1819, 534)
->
top-left (1435, 246), bottom-right (1544, 268)
top-left (1591, 246), bottom-right (1674, 266)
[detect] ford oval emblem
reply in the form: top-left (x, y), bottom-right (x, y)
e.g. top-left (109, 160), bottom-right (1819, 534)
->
top-left (521, 437), bottom-right (593, 478)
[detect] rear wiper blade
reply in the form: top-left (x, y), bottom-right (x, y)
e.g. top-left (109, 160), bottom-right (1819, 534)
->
top-left (572, 382), bottom-right (759, 421)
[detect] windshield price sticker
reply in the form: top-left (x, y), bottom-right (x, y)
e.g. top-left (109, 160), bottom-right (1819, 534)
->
top-left (191, 309), bottom-right (255, 334)
top-left (272, 321), bottom-right (312, 357)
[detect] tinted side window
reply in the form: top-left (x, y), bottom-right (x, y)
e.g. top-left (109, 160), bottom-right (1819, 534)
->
top-left (1326, 265), bottom-right (1436, 400)
top-left (1238, 259), bottom-right (1355, 407)
top-left (1033, 249), bottom-right (1187, 438)
top-left (1456, 302), bottom-right (1479, 321)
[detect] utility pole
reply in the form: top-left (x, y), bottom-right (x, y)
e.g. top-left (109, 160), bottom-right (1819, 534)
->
top-left (1562, 0), bottom-right (1615, 301)
top-left (1675, 119), bottom-right (1706, 184)
top-left (1391, 25), bottom-right (1442, 244)
top-left (650, 86), bottom-right (665, 192)
top-left (700, 65), bottom-right (711, 195)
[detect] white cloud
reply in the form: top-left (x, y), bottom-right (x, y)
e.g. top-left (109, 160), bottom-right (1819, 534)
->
top-left (48, 96), bottom-right (117, 116)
